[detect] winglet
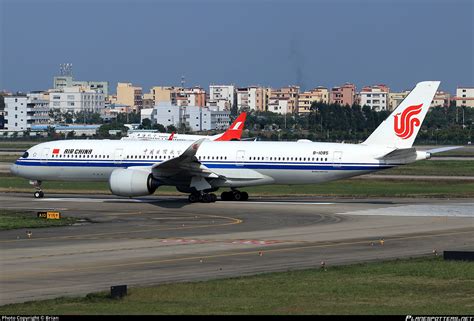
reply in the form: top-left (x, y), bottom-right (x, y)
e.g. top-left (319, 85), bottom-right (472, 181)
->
top-left (180, 138), bottom-right (206, 159)
top-left (168, 132), bottom-right (175, 141)
top-left (214, 112), bottom-right (247, 141)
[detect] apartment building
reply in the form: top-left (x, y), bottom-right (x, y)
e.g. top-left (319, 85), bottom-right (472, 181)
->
top-left (268, 86), bottom-right (300, 113)
top-left (116, 82), bottom-right (143, 111)
top-left (388, 91), bottom-right (410, 111)
top-left (330, 83), bottom-right (356, 106)
top-left (49, 86), bottom-right (105, 113)
top-left (298, 87), bottom-right (329, 114)
top-left (53, 76), bottom-right (109, 96)
top-left (236, 86), bottom-right (266, 111)
top-left (208, 85), bottom-right (235, 110)
top-left (359, 84), bottom-right (390, 111)
top-left (144, 103), bottom-right (230, 131)
top-left (455, 87), bottom-right (474, 107)
top-left (4, 95), bottom-right (50, 131)
top-left (431, 91), bottom-right (451, 107)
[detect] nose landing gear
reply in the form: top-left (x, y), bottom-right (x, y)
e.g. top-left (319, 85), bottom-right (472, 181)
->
top-left (30, 180), bottom-right (44, 199)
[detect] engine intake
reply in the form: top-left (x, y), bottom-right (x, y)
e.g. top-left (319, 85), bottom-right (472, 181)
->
top-left (109, 168), bottom-right (160, 197)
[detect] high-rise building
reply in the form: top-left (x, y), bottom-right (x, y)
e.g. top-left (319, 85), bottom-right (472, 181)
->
top-left (359, 84), bottom-right (390, 111)
top-left (4, 95), bottom-right (50, 131)
top-left (298, 87), bottom-right (329, 114)
top-left (455, 87), bottom-right (474, 107)
top-left (330, 83), bottom-right (356, 106)
top-left (116, 83), bottom-right (143, 111)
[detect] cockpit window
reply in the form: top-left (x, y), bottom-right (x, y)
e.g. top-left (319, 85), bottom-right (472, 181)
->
top-left (21, 151), bottom-right (29, 158)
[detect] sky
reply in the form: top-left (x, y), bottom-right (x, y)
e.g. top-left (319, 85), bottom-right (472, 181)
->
top-left (0, 0), bottom-right (473, 94)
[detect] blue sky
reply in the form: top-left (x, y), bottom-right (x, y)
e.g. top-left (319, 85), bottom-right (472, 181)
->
top-left (1, 0), bottom-right (472, 94)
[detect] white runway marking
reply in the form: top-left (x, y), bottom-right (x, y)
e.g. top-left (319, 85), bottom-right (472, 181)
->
top-left (342, 203), bottom-right (474, 217)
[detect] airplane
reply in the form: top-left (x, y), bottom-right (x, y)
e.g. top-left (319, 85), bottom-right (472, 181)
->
top-left (11, 81), bottom-right (459, 203)
top-left (122, 112), bottom-right (247, 142)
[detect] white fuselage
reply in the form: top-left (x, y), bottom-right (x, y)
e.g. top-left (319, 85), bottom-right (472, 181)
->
top-left (122, 133), bottom-right (221, 141)
top-left (11, 139), bottom-right (400, 189)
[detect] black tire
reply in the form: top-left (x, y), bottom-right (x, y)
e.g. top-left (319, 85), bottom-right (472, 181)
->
top-left (188, 194), bottom-right (198, 203)
top-left (233, 191), bottom-right (242, 201)
top-left (202, 193), bottom-right (211, 203)
top-left (34, 191), bottom-right (41, 199)
top-left (220, 192), bottom-right (230, 201)
top-left (241, 192), bottom-right (249, 201)
top-left (210, 193), bottom-right (217, 202)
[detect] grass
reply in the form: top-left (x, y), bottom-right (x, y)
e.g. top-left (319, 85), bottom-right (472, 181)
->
top-left (0, 210), bottom-right (77, 230)
top-left (0, 172), bottom-right (473, 198)
top-left (0, 257), bottom-right (472, 314)
top-left (380, 160), bottom-right (474, 177)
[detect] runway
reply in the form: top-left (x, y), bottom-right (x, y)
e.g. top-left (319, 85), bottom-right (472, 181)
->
top-left (0, 192), bottom-right (473, 305)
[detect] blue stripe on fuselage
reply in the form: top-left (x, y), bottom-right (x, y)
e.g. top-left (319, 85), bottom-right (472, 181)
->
top-left (14, 159), bottom-right (396, 171)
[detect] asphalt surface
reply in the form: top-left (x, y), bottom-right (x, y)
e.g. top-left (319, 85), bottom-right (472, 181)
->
top-left (0, 193), bottom-right (473, 305)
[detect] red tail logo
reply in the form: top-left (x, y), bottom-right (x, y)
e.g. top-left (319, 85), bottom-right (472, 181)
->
top-left (393, 104), bottom-right (423, 139)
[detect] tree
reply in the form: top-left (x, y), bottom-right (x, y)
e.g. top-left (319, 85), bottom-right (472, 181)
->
top-left (166, 125), bottom-right (177, 133)
top-left (140, 118), bottom-right (152, 129)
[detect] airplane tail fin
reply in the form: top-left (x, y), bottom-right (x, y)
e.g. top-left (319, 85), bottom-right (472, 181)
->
top-left (363, 81), bottom-right (440, 149)
top-left (214, 112), bottom-right (247, 141)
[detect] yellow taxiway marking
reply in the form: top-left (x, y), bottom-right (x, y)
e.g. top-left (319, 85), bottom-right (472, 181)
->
top-left (0, 213), bottom-right (243, 243)
top-left (4, 229), bottom-right (473, 279)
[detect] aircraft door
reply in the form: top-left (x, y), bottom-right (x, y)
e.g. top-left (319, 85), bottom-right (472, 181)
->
top-left (40, 148), bottom-right (50, 164)
top-left (114, 148), bottom-right (124, 164)
top-left (333, 151), bottom-right (342, 167)
top-left (236, 150), bottom-right (245, 166)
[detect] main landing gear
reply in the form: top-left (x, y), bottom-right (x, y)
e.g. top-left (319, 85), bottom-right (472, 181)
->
top-left (220, 190), bottom-right (248, 201)
top-left (30, 180), bottom-right (44, 199)
top-left (188, 192), bottom-right (217, 203)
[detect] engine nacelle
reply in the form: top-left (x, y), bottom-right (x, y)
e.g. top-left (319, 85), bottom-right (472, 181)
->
top-left (109, 168), bottom-right (159, 197)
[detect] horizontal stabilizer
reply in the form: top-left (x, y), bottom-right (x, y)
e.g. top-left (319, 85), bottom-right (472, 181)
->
top-left (425, 146), bottom-right (463, 154)
top-left (376, 148), bottom-right (416, 160)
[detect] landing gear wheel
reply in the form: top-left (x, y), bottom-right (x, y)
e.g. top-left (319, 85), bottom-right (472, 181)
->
top-left (188, 194), bottom-right (199, 203)
top-left (220, 191), bottom-right (231, 201)
top-left (210, 193), bottom-right (217, 202)
top-left (241, 191), bottom-right (249, 201)
top-left (202, 193), bottom-right (212, 203)
top-left (34, 191), bottom-right (44, 199)
top-left (233, 191), bottom-right (242, 201)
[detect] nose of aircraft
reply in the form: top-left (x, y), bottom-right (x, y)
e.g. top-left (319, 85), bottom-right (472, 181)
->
top-left (10, 163), bottom-right (19, 176)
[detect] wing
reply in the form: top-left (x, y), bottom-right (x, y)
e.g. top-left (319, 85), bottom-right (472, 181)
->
top-left (151, 138), bottom-right (225, 191)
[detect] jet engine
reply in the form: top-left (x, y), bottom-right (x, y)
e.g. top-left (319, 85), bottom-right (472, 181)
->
top-left (109, 168), bottom-right (160, 197)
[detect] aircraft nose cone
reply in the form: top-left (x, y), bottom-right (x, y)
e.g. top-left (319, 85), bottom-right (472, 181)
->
top-left (10, 164), bottom-right (19, 176)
